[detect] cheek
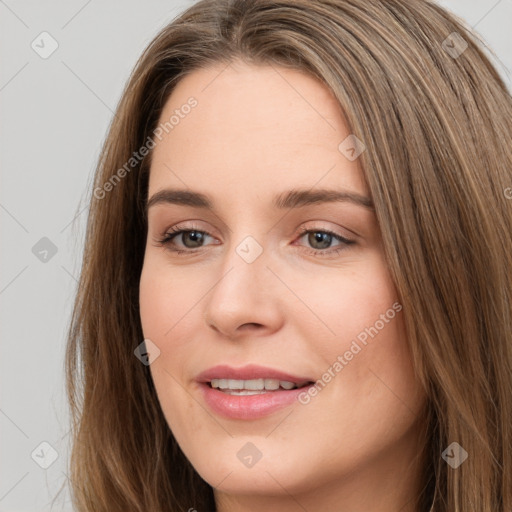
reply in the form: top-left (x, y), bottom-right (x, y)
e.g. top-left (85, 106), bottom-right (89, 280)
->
top-left (139, 262), bottom-right (202, 433)
top-left (294, 253), bottom-right (420, 415)
top-left (293, 253), bottom-right (402, 360)
top-left (139, 258), bottom-right (198, 344)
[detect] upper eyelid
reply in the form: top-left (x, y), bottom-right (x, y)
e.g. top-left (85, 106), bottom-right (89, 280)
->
top-left (160, 219), bottom-right (356, 236)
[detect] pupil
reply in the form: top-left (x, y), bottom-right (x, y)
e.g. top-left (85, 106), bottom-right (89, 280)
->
top-left (309, 232), bottom-right (331, 249)
top-left (184, 231), bottom-right (203, 248)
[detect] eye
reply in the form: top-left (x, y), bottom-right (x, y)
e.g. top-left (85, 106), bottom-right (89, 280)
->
top-left (294, 226), bottom-right (355, 257)
top-left (155, 224), bottom-right (216, 254)
top-left (154, 224), bottom-right (355, 257)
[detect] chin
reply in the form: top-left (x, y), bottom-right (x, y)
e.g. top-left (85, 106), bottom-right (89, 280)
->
top-left (190, 440), bottom-right (313, 496)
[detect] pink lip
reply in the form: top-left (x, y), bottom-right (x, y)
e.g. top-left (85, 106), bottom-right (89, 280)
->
top-left (195, 364), bottom-right (314, 385)
top-left (195, 364), bottom-right (315, 420)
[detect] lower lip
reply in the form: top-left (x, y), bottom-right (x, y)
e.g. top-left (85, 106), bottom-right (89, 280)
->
top-left (198, 382), bottom-right (313, 420)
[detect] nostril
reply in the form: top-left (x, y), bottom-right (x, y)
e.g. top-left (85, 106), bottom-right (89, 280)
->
top-left (240, 322), bottom-right (263, 330)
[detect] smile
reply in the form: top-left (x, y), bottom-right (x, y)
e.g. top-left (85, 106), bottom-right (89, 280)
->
top-left (195, 365), bottom-right (316, 420)
top-left (210, 378), bottom-right (301, 393)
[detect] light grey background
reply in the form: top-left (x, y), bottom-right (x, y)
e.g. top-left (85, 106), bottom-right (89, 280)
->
top-left (1, 1), bottom-right (510, 510)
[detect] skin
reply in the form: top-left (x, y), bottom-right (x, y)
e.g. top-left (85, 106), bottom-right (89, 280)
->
top-left (139, 59), bottom-right (427, 512)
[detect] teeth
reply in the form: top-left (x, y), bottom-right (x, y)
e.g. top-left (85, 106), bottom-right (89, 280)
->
top-left (210, 378), bottom-right (298, 391)
top-left (264, 379), bottom-right (280, 390)
top-left (228, 379), bottom-right (244, 389)
top-left (222, 389), bottom-right (269, 395)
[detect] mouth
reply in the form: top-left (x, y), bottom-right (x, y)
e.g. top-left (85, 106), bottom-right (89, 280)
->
top-left (195, 365), bottom-right (317, 420)
top-left (207, 378), bottom-right (314, 395)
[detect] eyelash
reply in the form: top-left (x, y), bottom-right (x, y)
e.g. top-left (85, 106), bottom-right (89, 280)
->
top-left (155, 223), bottom-right (355, 257)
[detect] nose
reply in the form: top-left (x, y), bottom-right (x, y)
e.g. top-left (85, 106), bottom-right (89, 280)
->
top-left (202, 241), bottom-right (283, 339)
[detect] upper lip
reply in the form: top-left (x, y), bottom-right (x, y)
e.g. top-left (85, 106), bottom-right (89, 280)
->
top-left (196, 364), bottom-right (315, 387)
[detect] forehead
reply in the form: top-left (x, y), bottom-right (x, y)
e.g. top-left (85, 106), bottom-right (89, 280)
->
top-left (148, 60), bottom-right (367, 199)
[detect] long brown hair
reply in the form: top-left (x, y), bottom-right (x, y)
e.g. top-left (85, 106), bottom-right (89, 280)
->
top-left (64, 0), bottom-right (512, 510)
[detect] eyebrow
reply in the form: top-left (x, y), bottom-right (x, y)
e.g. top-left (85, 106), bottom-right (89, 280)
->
top-left (146, 187), bottom-right (374, 212)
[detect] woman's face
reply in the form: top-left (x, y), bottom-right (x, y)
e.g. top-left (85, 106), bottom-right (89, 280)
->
top-left (139, 60), bottom-right (426, 509)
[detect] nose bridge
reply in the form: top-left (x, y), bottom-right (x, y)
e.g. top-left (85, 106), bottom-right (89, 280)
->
top-left (202, 231), bottom-right (282, 336)
top-left (212, 232), bottom-right (270, 304)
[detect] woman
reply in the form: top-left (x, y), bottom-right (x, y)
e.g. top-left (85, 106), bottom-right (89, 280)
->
top-left (65, 0), bottom-right (512, 510)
